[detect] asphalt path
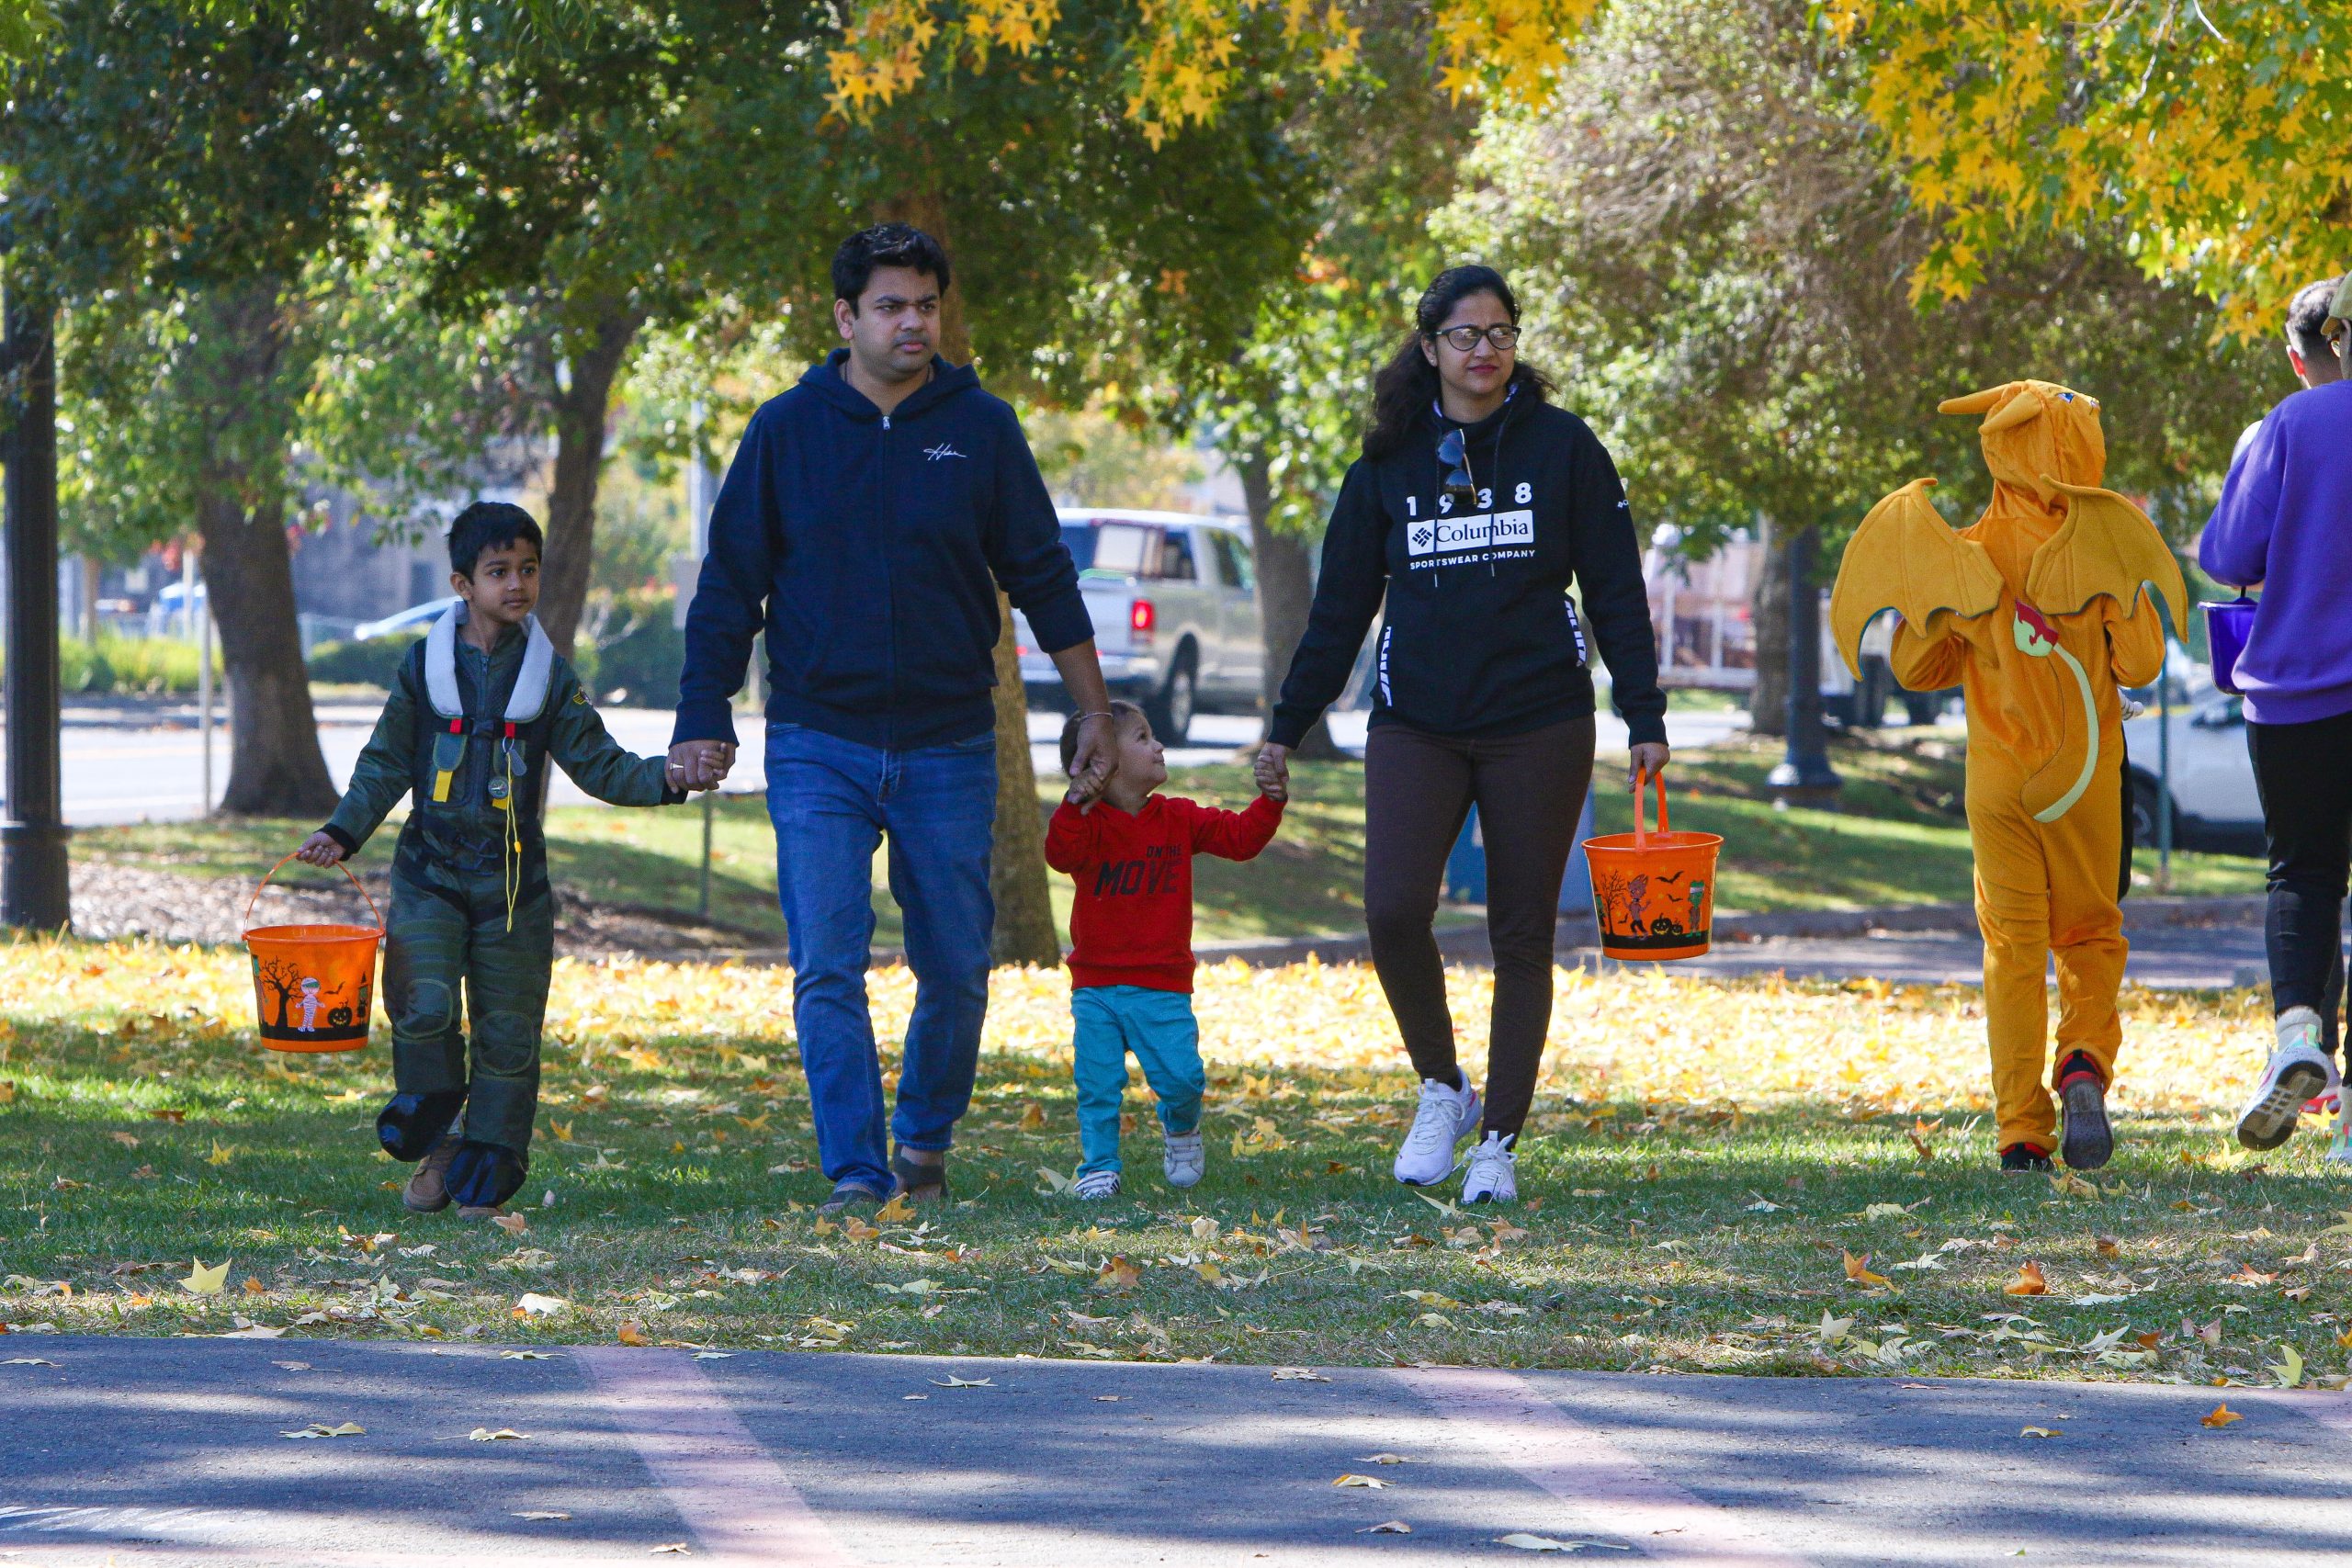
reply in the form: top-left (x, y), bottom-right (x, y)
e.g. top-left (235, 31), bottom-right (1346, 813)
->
top-left (37, 706), bottom-right (1747, 827)
top-left (1, 1338), bottom-right (2345, 1565)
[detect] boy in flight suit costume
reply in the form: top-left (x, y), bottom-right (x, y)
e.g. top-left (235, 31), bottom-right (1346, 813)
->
top-left (300, 503), bottom-right (691, 1214)
top-left (1830, 381), bottom-right (2184, 1171)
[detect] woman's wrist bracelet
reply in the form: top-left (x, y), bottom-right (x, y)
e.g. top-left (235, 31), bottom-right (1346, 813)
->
top-left (1075, 710), bottom-right (1114, 721)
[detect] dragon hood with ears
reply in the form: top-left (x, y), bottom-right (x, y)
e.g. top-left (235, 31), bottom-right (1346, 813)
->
top-left (1826, 379), bottom-right (2184, 1159)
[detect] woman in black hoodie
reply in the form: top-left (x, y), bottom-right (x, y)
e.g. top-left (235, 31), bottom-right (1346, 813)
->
top-left (1256, 265), bottom-right (1668, 1204)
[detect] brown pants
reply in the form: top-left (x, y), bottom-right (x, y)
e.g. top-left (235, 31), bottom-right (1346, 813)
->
top-left (1363, 716), bottom-right (1597, 1137)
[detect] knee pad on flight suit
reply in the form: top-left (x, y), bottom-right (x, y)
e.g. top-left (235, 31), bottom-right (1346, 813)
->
top-left (447, 1140), bottom-right (528, 1210)
top-left (376, 1090), bottom-right (467, 1162)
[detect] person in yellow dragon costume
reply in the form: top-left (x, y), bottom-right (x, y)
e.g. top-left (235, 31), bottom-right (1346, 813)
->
top-left (1830, 381), bottom-right (2185, 1172)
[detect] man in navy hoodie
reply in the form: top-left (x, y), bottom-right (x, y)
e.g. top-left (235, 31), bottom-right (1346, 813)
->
top-left (670, 224), bottom-right (1116, 1210)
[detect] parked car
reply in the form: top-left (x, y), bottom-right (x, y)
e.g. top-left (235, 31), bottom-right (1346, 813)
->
top-left (354, 596), bottom-right (458, 641)
top-left (1012, 509), bottom-right (1262, 742)
top-left (2121, 666), bottom-right (2264, 854)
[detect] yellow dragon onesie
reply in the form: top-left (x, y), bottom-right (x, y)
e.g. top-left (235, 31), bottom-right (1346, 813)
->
top-left (1830, 381), bottom-right (2185, 1169)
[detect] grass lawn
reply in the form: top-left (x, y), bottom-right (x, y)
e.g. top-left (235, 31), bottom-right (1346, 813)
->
top-left (71, 758), bottom-right (1389, 949)
top-left (3, 936), bottom-right (2344, 1389)
top-left (1598, 731), bottom-right (2261, 911)
top-left (74, 736), bottom-right (2258, 950)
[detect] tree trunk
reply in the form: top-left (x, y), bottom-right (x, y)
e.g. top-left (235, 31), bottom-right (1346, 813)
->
top-left (191, 282), bottom-right (340, 818)
top-left (532, 303), bottom-right (644, 658)
top-left (1748, 514), bottom-right (1789, 737)
top-left (881, 186), bottom-right (1061, 965)
top-left (1239, 447), bottom-right (1338, 759)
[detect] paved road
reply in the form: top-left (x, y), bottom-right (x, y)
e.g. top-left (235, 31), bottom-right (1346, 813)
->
top-left (1, 1338), bottom-right (2345, 1565)
top-left (35, 705), bottom-right (1747, 827)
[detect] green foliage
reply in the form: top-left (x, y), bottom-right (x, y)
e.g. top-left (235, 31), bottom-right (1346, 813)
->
top-left (1028, 402), bottom-right (1207, 511)
top-left (303, 633), bottom-right (421, 692)
top-left (579, 588), bottom-right (683, 708)
top-left (1437, 0), bottom-right (2280, 556)
top-left (0, 632), bottom-right (218, 694)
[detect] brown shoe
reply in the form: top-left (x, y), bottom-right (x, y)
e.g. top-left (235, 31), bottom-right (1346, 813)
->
top-left (403, 1137), bottom-right (460, 1213)
top-left (458, 1204), bottom-right (508, 1221)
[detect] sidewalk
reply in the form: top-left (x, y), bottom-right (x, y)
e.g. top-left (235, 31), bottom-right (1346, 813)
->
top-left (2, 1337), bottom-right (2344, 1565)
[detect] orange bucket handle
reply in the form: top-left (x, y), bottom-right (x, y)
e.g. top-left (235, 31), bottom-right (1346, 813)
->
top-left (247, 852), bottom-right (384, 934)
top-left (1632, 767), bottom-right (1670, 849)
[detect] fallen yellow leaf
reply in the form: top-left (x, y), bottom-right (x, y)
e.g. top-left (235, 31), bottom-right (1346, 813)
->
top-left (180, 1258), bottom-right (229, 1295)
top-left (1331, 1472), bottom-right (1387, 1488)
top-left (874, 1192), bottom-right (917, 1224)
top-left (2019, 1426), bottom-right (2061, 1438)
top-left (2201, 1404), bottom-right (2244, 1428)
top-left (491, 1213), bottom-right (529, 1236)
top-left (616, 1322), bottom-right (650, 1346)
top-left (469, 1427), bottom-right (527, 1441)
top-left (1094, 1257), bottom-right (1142, 1293)
top-left (2003, 1261), bottom-right (2049, 1297)
top-left (242, 1278), bottom-right (266, 1296)
top-left (1020, 1102), bottom-right (1046, 1130)
top-left (206, 1140), bottom-right (237, 1167)
top-left (1843, 1251), bottom-right (1892, 1289)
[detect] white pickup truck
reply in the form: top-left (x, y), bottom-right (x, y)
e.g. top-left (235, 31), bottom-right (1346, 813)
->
top-left (1013, 509), bottom-right (1264, 742)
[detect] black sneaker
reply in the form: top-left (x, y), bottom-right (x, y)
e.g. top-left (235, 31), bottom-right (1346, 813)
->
top-left (819, 1178), bottom-right (888, 1213)
top-left (2057, 1054), bottom-right (2113, 1170)
top-left (1999, 1144), bottom-right (2053, 1173)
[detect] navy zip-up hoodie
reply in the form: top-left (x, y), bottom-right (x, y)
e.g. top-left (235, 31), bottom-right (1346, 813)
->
top-left (1269, 397), bottom-right (1667, 749)
top-left (673, 352), bottom-right (1095, 751)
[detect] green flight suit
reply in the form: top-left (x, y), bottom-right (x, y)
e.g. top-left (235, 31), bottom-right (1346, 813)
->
top-left (322, 621), bottom-right (678, 1154)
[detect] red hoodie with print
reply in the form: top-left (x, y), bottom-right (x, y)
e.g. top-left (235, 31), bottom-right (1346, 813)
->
top-left (1044, 793), bottom-right (1283, 992)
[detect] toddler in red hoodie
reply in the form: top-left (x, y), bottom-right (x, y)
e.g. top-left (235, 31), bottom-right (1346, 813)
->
top-left (1044, 701), bottom-right (1284, 1199)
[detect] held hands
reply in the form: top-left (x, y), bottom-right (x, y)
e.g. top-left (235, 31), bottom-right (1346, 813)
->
top-left (1064, 712), bottom-right (1115, 808)
top-left (1628, 739), bottom-right (1671, 791)
top-left (294, 831), bottom-right (345, 867)
top-left (667, 739), bottom-right (736, 792)
top-left (1253, 741), bottom-right (1290, 803)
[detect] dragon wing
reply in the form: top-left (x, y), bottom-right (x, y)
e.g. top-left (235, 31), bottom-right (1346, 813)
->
top-left (2027, 478), bottom-right (2188, 635)
top-left (1828, 479), bottom-right (2005, 678)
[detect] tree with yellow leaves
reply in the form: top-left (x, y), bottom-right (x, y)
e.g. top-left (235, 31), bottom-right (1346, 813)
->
top-left (1824, 0), bottom-right (2352, 332)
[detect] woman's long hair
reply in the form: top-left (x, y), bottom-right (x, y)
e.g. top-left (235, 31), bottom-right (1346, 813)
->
top-left (1363, 265), bottom-right (1556, 460)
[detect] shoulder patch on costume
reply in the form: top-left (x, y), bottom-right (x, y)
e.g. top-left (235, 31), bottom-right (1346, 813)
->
top-left (572, 687), bottom-right (588, 705)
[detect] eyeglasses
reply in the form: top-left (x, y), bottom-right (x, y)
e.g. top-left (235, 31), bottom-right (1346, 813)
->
top-left (1437, 428), bottom-right (1477, 509)
top-left (1429, 323), bottom-right (1521, 353)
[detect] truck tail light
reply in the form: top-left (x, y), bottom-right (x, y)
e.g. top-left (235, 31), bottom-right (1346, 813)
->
top-left (1129, 598), bottom-right (1155, 644)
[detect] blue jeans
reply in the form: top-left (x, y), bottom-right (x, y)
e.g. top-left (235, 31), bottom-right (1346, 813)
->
top-left (1071, 985), bottom-right (1204, 1177)
top-left (765, 722), bottom-right (997, 1192)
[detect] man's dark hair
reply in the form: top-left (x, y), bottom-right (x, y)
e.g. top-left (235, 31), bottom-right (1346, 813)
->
top-left (2286, 276), bottom-right (2340, 362)
top-left (1058, 700), bottom-right (1148, 774)
top-left (447, 501), bottom-right (544, 578)
top-left (832, 222), bottom-right (953, 310)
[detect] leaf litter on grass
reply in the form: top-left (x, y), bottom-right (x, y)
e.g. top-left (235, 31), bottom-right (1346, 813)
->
top-left (0, 937), bottom-right (2333, 1384)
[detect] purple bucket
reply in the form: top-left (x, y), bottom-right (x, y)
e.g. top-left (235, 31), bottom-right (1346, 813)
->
top-left (2202, 597), bottom-right (2256, 696)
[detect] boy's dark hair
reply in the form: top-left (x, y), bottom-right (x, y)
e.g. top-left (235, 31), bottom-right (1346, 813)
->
top-left (447, 501), bottom-right (544, 578)
top-left (1058, 700), bottom-right (1148, 774)
top-left (2286, 276), bottom-right (2341, 362)
top-left (832, 222), bottom-right (953, 309)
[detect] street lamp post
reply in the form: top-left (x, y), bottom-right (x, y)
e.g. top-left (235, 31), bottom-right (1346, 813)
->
top-left (1, 280), bottom-right (71, 931)
top-left (1767, 525), bottom-right (1840, 800)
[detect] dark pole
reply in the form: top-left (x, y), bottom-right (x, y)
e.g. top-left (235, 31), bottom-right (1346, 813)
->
top-left (1768, 525), bottom-right (1840, 798)
top-left (2, 277), bottom-right (71, 931)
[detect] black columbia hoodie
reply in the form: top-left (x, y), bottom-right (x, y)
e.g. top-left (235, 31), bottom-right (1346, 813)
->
top-left (1269, 396), bottom-right (1667, 749)
top-left (673, 351), bottom-right (1094, 750)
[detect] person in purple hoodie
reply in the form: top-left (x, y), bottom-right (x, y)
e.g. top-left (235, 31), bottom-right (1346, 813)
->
top-left (2199, 276), bottom-right (2352, 1163)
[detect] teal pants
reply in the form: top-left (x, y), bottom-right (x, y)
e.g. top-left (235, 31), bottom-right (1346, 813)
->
top-left (1071, 985), bottom-right (1204, 1177)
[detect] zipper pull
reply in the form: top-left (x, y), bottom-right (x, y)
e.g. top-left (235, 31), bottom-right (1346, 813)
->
top-left (882, 414), bottom-right (891, 430)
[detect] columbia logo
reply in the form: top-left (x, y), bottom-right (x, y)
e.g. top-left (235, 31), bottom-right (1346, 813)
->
top-left (924, 443), bottom-right (968, 462)
top-left (1410, 525), bottom-right (1433, 551)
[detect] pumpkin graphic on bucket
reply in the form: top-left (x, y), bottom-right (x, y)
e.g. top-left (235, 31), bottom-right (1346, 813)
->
top-left (1582, 770), bottom-right (1722, 961)
top-left (242, 853), bottom-right (385, 1053)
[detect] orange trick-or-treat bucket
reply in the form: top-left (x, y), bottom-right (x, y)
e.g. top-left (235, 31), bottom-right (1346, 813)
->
top-left (242, 853), bottom-right (385, 1053)
top-left (1582, 770), bottom-right (1723, 961)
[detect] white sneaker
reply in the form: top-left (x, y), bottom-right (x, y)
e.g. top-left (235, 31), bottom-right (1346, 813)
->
top-left (1073, 1168), bottom-right (1121, 1200)
top-left (2235, 1009), bottom-right (2341, 1151)
top-left (1162, 1129), bottom-right (1205, 1189)
top-left (1461, 1131), bottom-right (1517, 1204)
top-left (1394, 1076), bottom-right (1481, 1186)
